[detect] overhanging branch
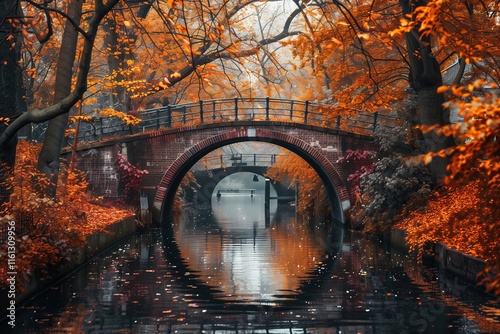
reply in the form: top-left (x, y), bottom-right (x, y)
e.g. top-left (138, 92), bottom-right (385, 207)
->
top-left (0, 0), bottom-right (120, 147)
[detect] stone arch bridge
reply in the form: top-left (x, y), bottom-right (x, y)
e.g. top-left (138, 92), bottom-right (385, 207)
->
top-left (63, 98), bottom-right (396, 225)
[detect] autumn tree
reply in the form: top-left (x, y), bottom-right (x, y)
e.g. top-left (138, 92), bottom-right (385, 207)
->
top-left (0, 0), bottom-right (323, 209)
top-left (37, 0), bottom-right (85, 195)
top-left (96, 0), bottom-right (307, 106)
top-left (0, 0), bottom-right (22, 203)
top-left (290, 0), bottom-right (500, 293)
top-left (0, 141), bottom-right (132, 292)
top-left (398, 82), bottom-right (500, 296)
top-left (0, 0), bottom-right (120, 172)
top-left (101, 0), bottom-right (154, 112)
top-left (397, 6), bottom-right (500, 294)
top-left (283, 1), bottom-right (499, 180)
top-left (1, 0), bottom-right (315, 206)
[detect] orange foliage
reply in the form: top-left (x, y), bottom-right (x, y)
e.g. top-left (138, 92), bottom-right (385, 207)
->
top-left (265, 149), bottom-right (329, 219)
top-left (0, 141), bottom-right (132, 291)
top-left (289, 1), bottom-right (500, 296)
top-left (397, 179), bottom-right (499, 295)
top-left (389, 0), bottom-right (500, 66)
top-left (99, 108), bottom-right (141, 125)
top-left (398, 181), bottom-right (490, 258)
top-left (173, 170), bottom-right (200, 217)
top-left (284, 1), bottom-right (500, 119)
top-left (413, 81), bottom-right (500, 295)
top-left (425, 82), bottom-right (500, 188)
top-left (283, 2), bottom-right (406, 112)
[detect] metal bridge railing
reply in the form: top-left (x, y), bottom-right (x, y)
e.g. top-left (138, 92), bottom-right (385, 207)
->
top-left (32, 97), bottom-right (399, 145)
top-left (193, 153), bottom-right (286, 171)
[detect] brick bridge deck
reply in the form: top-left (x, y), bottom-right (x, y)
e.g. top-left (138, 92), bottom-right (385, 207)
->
top-left (61, 98), bottom-right (396, 225)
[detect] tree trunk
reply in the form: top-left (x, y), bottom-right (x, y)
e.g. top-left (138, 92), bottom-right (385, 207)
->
top-left (0, 0), bottom-right (21, 204)
top-left (416, 87), bottom-right (455, 178)
top-left (38, 0), bottom-right (84, 196)
top-left (400, 0), bottom-right (455, 180)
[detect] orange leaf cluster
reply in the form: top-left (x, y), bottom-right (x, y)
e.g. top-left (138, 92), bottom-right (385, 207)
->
top-left (265, 149), bottom-right (329, 219)
top-left (282, 2), bottom-right (407, 111)
top-left (99, 108), bottom-right (142, 125)
top-left (397, 179), bottom-right (499, 295)
top-left (414, 81), bottom-right (500, 295)
top-left (420, 82), bottom-right (500, 194)
top-left (0, 141), bottom-right (133, 292)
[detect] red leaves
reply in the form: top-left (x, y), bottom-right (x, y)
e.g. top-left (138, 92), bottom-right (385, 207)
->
top-left (116, 151), bottom-right (149, 203)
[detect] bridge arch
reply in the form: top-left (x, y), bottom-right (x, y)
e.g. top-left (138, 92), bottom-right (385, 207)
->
top-left (153, 127), bottom-right (349, 225)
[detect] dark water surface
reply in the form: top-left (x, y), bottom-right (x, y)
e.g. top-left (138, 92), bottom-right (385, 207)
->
top-left (2, 195), bottom-right (500, 333)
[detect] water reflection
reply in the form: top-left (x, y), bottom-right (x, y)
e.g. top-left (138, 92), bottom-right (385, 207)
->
top-left (2, 202), bottom-right (500, 333)
top-left (172, 195), bottom-right (340, 302)
top-left (212, 194), bottom-right (277, 229)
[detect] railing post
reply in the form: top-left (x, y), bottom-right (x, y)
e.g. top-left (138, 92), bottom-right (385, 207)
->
top-left (304, 101), bottom-right (309, 124)
top-left (336, 115), bottom-right (341, 129)
top-left (290, 100), bottom-right (294, 120)
top-left (199, 100), bottom-right (204, 124)
top-left (182, 106), bottom-right (186, 124)
top-left (373, 111), bottom-right (379, 133)
top-left (265, 97), bottom-right (270, 120)
top-left (254, 154), bottom-right (257, 166)
top-left (167, 105), bottom-right (172, 128)
top-left (234, 97), bottom-right (239, 121)
top-left (212, 100), bottom-right (216, 120)
top-left (156, 109), bottom-right (160, 130)
top-left (99, 117), bottom-right (103, 138)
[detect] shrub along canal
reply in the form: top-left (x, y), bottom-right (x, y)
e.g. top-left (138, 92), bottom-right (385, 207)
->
top-left (1, 194), bottom-right (499, 333)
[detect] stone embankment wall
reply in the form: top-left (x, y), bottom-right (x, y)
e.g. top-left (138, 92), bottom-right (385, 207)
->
top-left (390, 228), bottom-right (487, 285)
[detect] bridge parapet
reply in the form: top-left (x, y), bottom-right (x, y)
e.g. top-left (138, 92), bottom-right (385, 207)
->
top-left (41, 98), bottom-right (397, 146)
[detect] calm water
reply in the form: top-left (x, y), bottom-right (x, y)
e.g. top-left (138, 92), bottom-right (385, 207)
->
top-left (2, 195), bottom-right (500, 333)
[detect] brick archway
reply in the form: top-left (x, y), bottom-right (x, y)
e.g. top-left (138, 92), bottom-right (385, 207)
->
top-left (153, 127), bottom-right (350, 225)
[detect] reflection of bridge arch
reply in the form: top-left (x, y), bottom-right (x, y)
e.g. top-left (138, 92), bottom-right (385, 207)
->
top-left (160, 216), bottom-right (345, 311)
top-left (153, 127), bottom-right (349, 225)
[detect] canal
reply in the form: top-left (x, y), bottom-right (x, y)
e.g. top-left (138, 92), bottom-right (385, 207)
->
top-left (2, 191), bottom-right (500, 333)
